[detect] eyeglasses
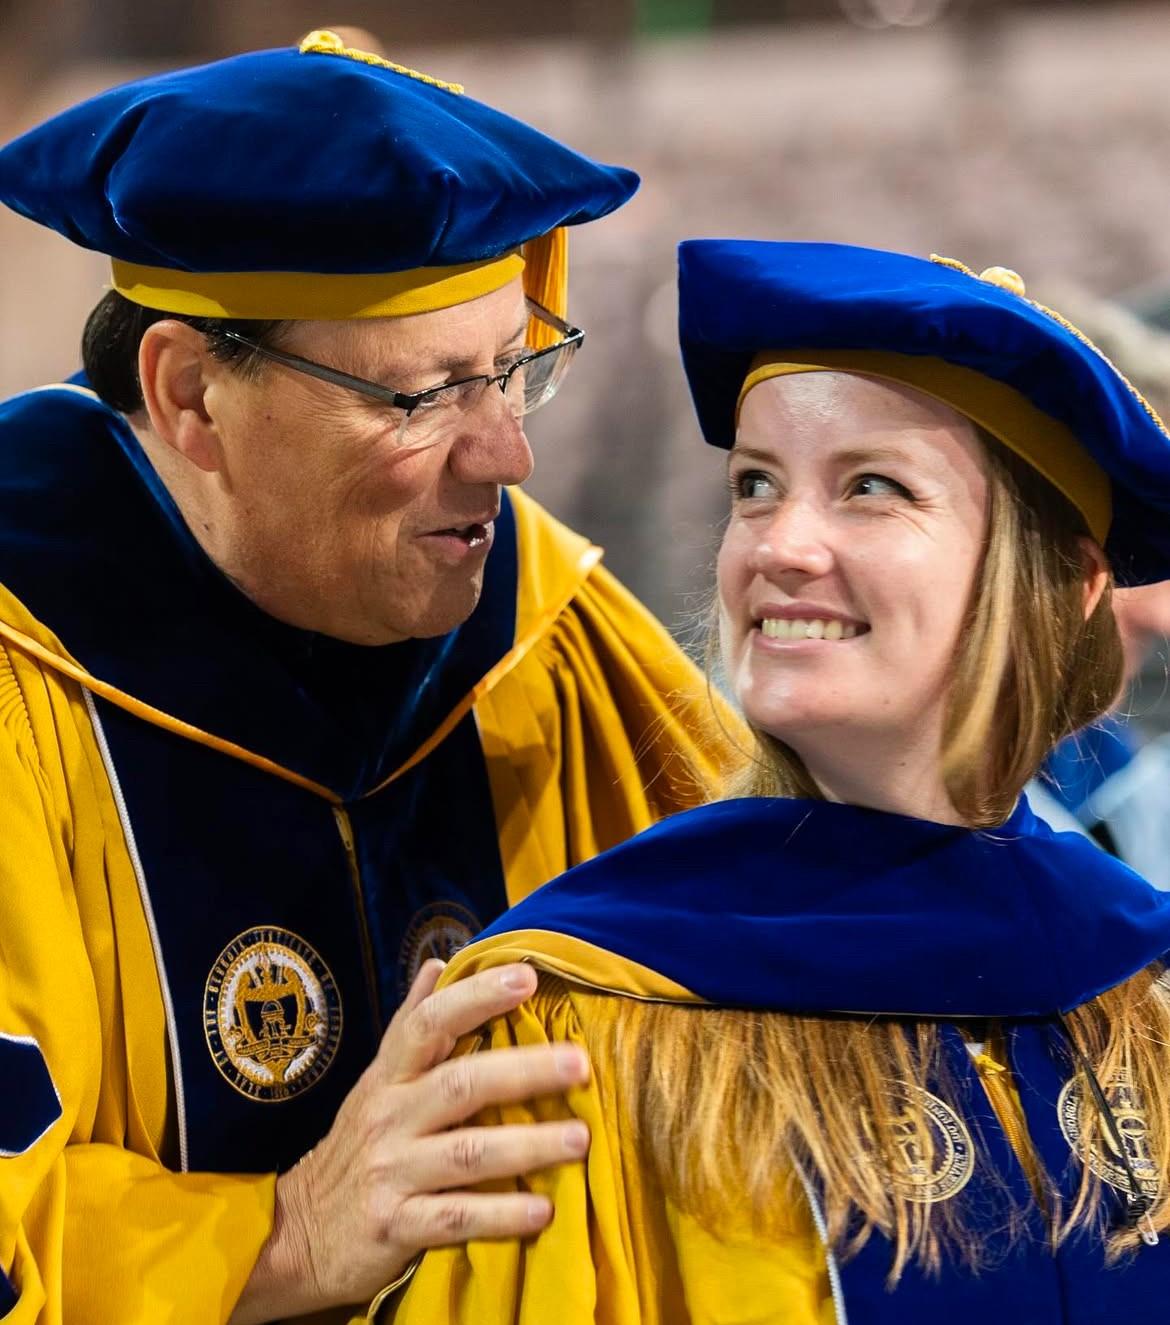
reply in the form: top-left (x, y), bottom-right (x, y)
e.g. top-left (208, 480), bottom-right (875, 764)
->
top-left (219, 299), bottom-right (584, 451)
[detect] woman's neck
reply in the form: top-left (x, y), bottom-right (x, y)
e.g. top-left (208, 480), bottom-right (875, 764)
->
top-left (793, 727), bottom-right (967, 827)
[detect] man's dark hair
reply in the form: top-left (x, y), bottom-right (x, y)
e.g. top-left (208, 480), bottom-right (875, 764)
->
top-left (81, 290), bottom-right (288, 414)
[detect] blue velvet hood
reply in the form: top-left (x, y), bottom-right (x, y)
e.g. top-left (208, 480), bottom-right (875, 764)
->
top-left (467, 795), bottom-right (1170, 1016)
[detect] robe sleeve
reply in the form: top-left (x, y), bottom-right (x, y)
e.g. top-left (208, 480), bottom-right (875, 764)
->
top-left (390, 981), bottom-right (830, 1325)
top-left (0, 649), bottom-right (275, 1324)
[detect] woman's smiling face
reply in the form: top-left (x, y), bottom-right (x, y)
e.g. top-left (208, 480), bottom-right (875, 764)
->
top-left (717, 371), bottom-right (990, 769)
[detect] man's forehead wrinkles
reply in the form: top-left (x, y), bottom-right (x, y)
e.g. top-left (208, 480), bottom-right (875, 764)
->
top-left (285, 289), bottom-right (529, 387)
top-left (355, 317), bottom-right (529, 383)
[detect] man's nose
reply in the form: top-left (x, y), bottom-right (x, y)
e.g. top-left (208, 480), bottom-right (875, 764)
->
top-left (746, 498), bottom-right (834, 580)
top-left (448, 390), bottom-right (535, 487)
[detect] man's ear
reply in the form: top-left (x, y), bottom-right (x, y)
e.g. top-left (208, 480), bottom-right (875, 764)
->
top-left (1077, 535), bottom-right (1110, 620)
top-left (137, 321), bottom-right (225, 474)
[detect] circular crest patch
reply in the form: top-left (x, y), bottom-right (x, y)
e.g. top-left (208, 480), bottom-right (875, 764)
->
top-left (204, 926), bottom-right (342, 1102)
top-left (398, 901), bottom-right (482, 1000)
top-left (868, 1088), bottom-right (975, 1204)
top-left (1058, 1070), bottom-right (1159, 1199)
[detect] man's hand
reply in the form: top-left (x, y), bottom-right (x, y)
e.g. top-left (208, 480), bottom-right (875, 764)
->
top-left (230, 959), bottom-right (589, 1323)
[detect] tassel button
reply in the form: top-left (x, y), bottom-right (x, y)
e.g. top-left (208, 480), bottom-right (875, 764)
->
top-left (978, 266), bottom-right (1027, 298)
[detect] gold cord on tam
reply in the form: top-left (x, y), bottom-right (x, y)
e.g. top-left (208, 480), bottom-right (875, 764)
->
top-left (737, 350), bottom-right (1113, 545)
top-left (930, 254), bottom-right (1170, 443)
top-left (298, 29), bottom-right (464, 94)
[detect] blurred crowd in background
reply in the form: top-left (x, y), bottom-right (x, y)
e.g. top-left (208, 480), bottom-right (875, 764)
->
top-left (3, 0), bottom-right (1170, 727)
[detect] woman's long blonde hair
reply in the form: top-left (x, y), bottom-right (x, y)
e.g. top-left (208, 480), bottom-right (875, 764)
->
top-left (606, 435), bottom-right (1170, 1277)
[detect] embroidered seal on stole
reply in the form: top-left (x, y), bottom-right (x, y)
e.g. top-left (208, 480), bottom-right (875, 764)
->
top-left (399, 901), bottom-right (482, 1000)
top-left (1059, 1070), bottom-right (1160, 1198)
top-left (204, 927), bottom-right (342, 1101)
top-left (866, 1088), bottom-right (975, 1204)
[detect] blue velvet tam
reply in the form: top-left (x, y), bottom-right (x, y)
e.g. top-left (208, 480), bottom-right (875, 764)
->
top-left (678, 238), bottom-right (1170, 585)
top-left (0, 31), bottom-right (638, 323)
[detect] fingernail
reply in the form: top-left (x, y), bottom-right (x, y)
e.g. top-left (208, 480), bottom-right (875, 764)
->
top-left (500, 966), bottom-right (533, 992)
top-left (554, 1045), bottom-right (588, 1082)
top-left (563, 1122), bottom-right (590, 1156)
top-left (528, 1196), bottom-right (552, 1228)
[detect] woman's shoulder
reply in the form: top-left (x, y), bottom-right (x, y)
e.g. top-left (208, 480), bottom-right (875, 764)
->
top-left (475, 972), bottom-right (628, 1052)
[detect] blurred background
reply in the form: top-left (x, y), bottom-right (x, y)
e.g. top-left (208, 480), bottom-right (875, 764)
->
top-left (3, 0), bottom-right (1170, 724)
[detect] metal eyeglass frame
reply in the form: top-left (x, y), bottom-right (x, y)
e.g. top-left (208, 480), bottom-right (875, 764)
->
top-left (217, 298), bottom-right (584, 422)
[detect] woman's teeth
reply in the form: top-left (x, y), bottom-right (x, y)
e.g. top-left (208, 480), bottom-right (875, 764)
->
top-left (760, 617), bottom-right (858, 641)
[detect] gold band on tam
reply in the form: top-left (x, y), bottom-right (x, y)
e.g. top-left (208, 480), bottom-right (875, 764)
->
top-left (111, 251), bottom-right (526, 320)
top-left (737, 349), bottom-right (1113, 544)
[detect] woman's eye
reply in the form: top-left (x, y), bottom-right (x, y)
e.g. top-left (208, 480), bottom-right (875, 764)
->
top-left (850, 473), bottom-right (913, 499)
top-left (731, 471), bottom-right (776, 501)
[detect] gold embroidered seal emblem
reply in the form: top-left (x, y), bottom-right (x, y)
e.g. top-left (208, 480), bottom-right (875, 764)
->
top-left (1058, 1070), bottom-right (1160, 1198)
top-left (866, 1088), bottom-right (975, 1204)
top-left (398, 901), bottom-right (481, 999)
top-left (204, 927), bottom-right (342, 1102)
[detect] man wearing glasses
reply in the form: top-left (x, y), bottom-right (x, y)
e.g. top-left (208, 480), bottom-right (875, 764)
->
top-left (0, 32), bottom-right (731, 1324)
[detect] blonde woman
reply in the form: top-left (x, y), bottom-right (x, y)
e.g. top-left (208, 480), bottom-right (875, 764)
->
top-left (382, 242), bottom-right (1170, 1324)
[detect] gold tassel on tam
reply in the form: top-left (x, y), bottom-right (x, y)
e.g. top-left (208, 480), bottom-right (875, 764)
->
top-left (523, 226), bottom-right (569, 348)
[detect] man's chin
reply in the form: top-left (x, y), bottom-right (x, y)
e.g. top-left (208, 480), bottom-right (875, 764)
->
top-left (395, 575), bottom-right (486, 641)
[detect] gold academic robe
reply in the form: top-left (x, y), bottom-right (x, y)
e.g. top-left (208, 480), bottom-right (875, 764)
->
top-left (0, 384), bottom-right (734, 1325)
top-left (392, 975), bottom-right (831, 1325)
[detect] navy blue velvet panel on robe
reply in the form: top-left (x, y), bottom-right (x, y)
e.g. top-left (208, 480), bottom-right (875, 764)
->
top-left (0, 384), bottom-right (518, 1172)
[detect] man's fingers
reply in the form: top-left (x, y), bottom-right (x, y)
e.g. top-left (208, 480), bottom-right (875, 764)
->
top-left (398, 1190), bottom-right (555, 1249)
top-left (405, 1043), bottom-right (589, 1134)
top-left (382, 964), bottom-right (539, 1078)
top-left (400, 1121), bottom-right (590, 1192)
top-left (399, 959), bottom-right (445, 1016)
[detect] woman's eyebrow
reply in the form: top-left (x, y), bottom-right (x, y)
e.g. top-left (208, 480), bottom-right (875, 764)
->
top-left (727, 444), bottom-right (777, 466)
top-left (830, 444), bottom-right (919, 469)
top-left (821, 442), bottom-right (932, 474)
top-left (729, 442), bottom-right (930, 471)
